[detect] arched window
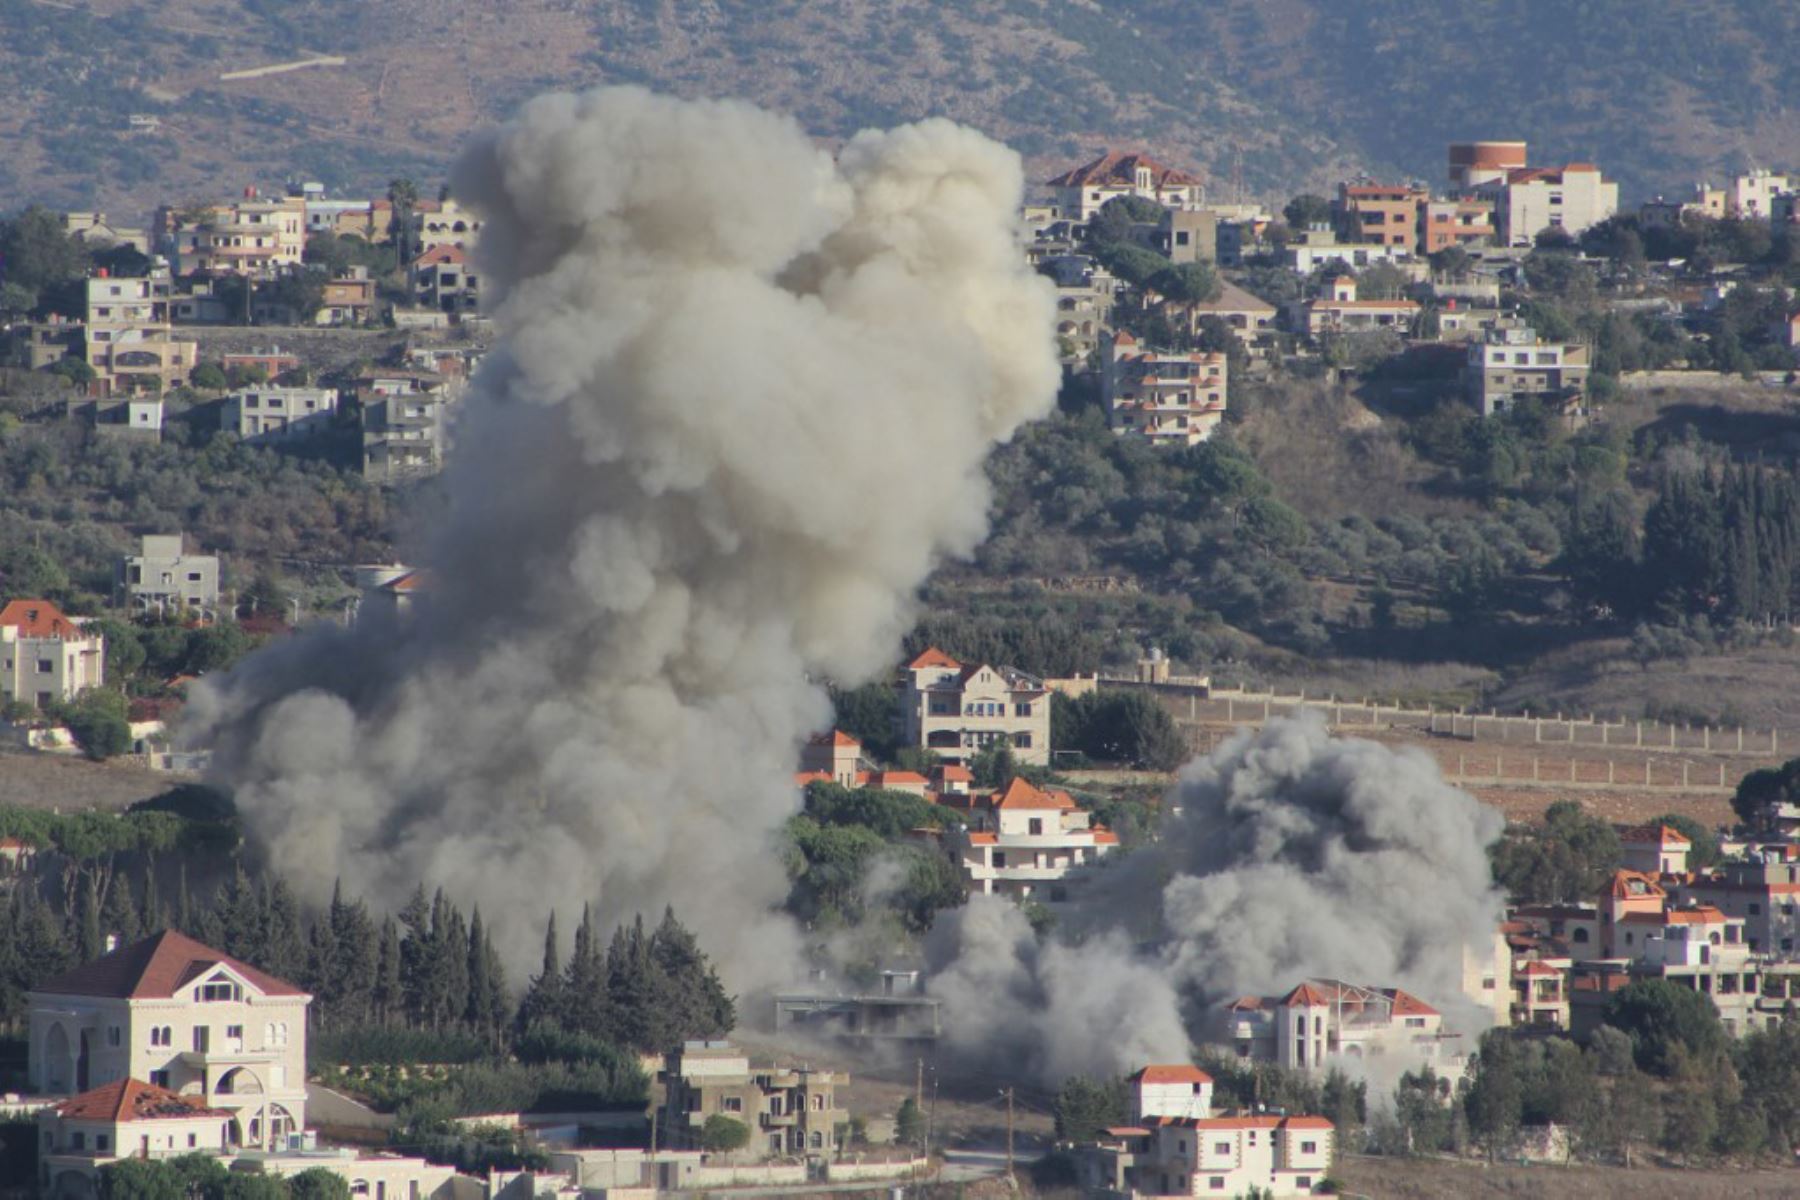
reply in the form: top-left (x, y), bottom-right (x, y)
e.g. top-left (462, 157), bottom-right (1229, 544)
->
top-left (1572, 927), bottom-right (1589, 944)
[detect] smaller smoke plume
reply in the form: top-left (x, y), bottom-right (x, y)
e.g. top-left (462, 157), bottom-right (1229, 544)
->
top-left (932, 712), bottom-right (1505, 1083)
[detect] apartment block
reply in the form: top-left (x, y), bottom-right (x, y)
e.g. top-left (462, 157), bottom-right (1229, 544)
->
top-left (941, 776), bottom-right (1119, 903)
top-left (900, 647), bottom-right (1050, 765)
top-left (222, 386), bottom-right (340, 445)
top-left (157, 195), bottom-right (306, 276)
top-left (1102, 330), bottom-right (1227, 447)
top-left (359, 372), bottom-right (456, 480)
top-left (1479, 163), bottom-right (1618, 245)
top-left (1466, 325), bottom-right (1589, 416)
top-left (115, 535), bottom-right (220, 615)
top-left (83, 271), bottom-right (197, 397)
top-left (1335, 182), bottom-right (1429, 253)
top-left (658, 1041), bottom-right (844, 1160)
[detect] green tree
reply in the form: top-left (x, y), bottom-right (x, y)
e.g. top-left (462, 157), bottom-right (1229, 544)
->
top-left (1053, 1075), bottom-right (1129, 1143)
top-left (0, 205), bottom-right (92, 309)
top-left (1604, 979), bottom-right (1728, 1077)
top-left (222, 1175), bottom-right (290, 1200)
top-left (285, 1169), bottom-right (350, 1200)
top-left (61, 689), bottom-right (133, 759)
top-left (190, 363), bottom-right (228, 391)
top-left (1648, 813), bottom-right (1720, 871)
top-left (828, 682), bottom-right (900, 760)
top-left (701, 1114), bottom-right (750, 1154)
top-left (1150, 261), bottom-right (1222, 305)
top-left (166, 1153), bottom-right (230, 1200)
top-left (896, 1096), bottom-right (925, 1147)
top-left (1283, 194), bottom-right (1332, 230)
top-left (98, 1158), bottom-right (184, 1200)
top-left (1463, 1029), bottom-right (1524, 1161)
top-left (1733, 758), bottom-right (1800, 830)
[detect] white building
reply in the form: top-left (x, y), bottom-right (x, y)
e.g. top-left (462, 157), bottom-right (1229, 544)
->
top-left (115, 534), bottom-right (220, 615)
top-left (1129, 1064), bottom-right (1213, 1122)
top-left (1046, 150), bottom-right (1205, 222)
top-left (0, 599), bottom-right (105, 709)
top-left (39, 1078), bottom-right (234, 1195)
top-left (1102, 330), bottom-right (1227, 447)
top-left (1479, 163), bottom-right (1619, 245)
top-left (1620, 824), bottom-right (1692, 876)
top-left (28, 929), bottom-right (312, 1151)
top-left (1727, 169), bottom-right (1793, 219)
top-left (222, 386), bottom-right (340, 444)
top-left (942, 776), bottom-right (1119, 904)
top-left (1082, 1113), bottom-right (1334, 1199)
top-left (900, 647), bottom-right (1050, 765)
top-left (1227, 980), bottom-right (1451, 1071)
top-left (1297, 274), bottom-right (1421, 338)
top-left (83, 270), bottom-right (197, 397)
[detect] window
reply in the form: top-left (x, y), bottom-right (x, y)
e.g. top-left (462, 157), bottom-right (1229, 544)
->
top-left (200, 980), bottom-right (238, 1002)
top-left (151, 1070), bottom-right (170, 1089)
top-left (1208, 1179), bottom-right (1225, 1191)
top-left (809, 1131), bottom-right (824, 1149)
top-left (1028, 818), bottom-right (1043, 836)
top-left (226, 1025), bottom-right (244, 1042)
top-left (1296, 1178), bottom-right (1311, 1190)
top-left (107, 1026), bottom-right (122, 1047)
top-left (1405, 1017), bottom-right (1426, 1028)
top-left (812, 1094), bottom-right (825, 1111)
top-left (97, 1135), bottom-right (110, 1152)
top-left (72, 1133), bottom-right (85, 1151)
top-left (723, 1097), bottom-right (742, 1113)
top-left (1301, 1141), bottom-right (1317, 1154)
top-left (993, 852), bottom-right (1007, 868)
top-left (1213, 1141), bottom-right (1231, 1155)
top-left (193, 1027), bottom-right (210, 1052)
top-left (188, 1134), bottom-right (197, 1148)
top-left (1750, 903), bottom-right (1763, 915)
top-left (36, 659), bottom-right (52, 674)
top-left (1014, 702), bottom-right (1032, 717)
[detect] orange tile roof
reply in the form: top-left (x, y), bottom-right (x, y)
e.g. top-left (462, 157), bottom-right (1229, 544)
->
top-left (1516, 961), bottom-right (1562, 977)
top-left (34, 929), bottom-right (305, 1000)
top-left (1092, 829), bottom-right (1121, 845)
top-left (794, 770), bottom-right (832, 786)
top-left (55, 1078), bottom-right (227, 1122)
top-left (0, 599), bottom-right (81, 639)
top-left (1102, 1126), bottom-right (1152, 1138)
top-left (990, 777), bottom-right (1076, 811)
top-left (1189, 1115), bottom-right (1285, 1130)
top-left (413, 244), bottom-right (466, 267)
top-left (1384, 989), bottom-right (1440, 1017)
top-left (1620, 824), bottom-right (1691, 847)
top-left (1227, 995), bottom-right (1266, 1012)
top-left (1047, 150), bottom-right (1203, 190)
top-left (809, 730), bottom-right (862, 747)
top-left (968, 832), bottom-right (998, 845)
top-left (907, 647), bottom-right (962, 670)
top-left (1130, 1064), bottom-right (1213, 1085)
top-left (1283, 1116), bottom-right (1336, 1130)
top-left (934, 765), bottom-right (973, 782)
top-left (1606, 870), bottom-right (1667, 900)
top-left (1282, 982), bottom-right (1333, 1007)
top-left (869, 770), bottom-right (928, 787)
top-left (0, 836), bottom-right (30, 851)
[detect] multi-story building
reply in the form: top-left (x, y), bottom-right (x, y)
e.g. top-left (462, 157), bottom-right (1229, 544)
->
top-left (1465, 325), bottom-right (1590, 416)
top-left (317, 267), bottom-right (377, 326)
top-left (900, 647), bottom-right (1051, 765)
top-left (1727, 169), bottom-right (1793, 219)
top-left (83, 270), bottom-right (197, 397)
top-left (797, 731), bottom-right (867, 787)
top-left (222, 386), bottom-right (340, 445)
top-left (1335, 182), bottom-right (1429, 253)
top-left (1047, 150), bottom-right (1206, 222)
top-left (1102, 330), bottom-right (1227, 447)
top-left (1477, 162), bottom-right (1619, 246)
top-left (658, 1041), bottom-right (844, 1160)
top-left (1226, 980), bottom-right (1450, 1071)
top-left (28, 929), bottom-right (311, 1150)
top-left (1178, 281), bottom-right (1279, 352)
top-left (1511, 959), bottom-right (1570, 1030)
top-left (1082, 1116), bottom-right (1333, 1199)
top-left (412, 246), bottom-right (479, 314)
top-left (115, 535), bottom-right (220, 615)
top-left (359, 373), bottom-right (457, 480)
top-left (1129, 1064), bottom-right (1214, 1122)
top-left (413, 198), bottom-right (483, 255)
top-left (1282, 226), bottom-right (1416, 273)
top-left (1620, 824), bottom-right (1691, 876)
top-left (1447, 141), bottom-right (1529, 190)
top-left (1420, 198), bottom-right (1496, 253)
top-left (941, 776), bottom-right (1119, 903)
top-left (0, 599), bottom-right (105, 708)
top-left (157, 195), bottom-right (306, 277)
top-left (1676, 851), bottom-right (1800, 955)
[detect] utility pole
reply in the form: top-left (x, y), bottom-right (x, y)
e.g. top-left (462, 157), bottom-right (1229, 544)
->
top-left (915, 1057), bottom-right (924, 1111)
top-left (1003, 1087), bottom-right (1015, 1180)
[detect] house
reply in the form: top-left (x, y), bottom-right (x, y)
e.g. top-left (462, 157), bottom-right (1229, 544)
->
top-left (1129, 1064), bottom-right (1214, 1122)
top-left (63, 212), bottom-right (150, 254)
top-left (658, 1041), bottom-right (844, 1160)
top-left (13, 315), bottom-right (85, 371)
top-left (1297, 275), bottom-right (1420, 338)
top-left (900, 647), bottom-right (1050, 766)
top-left (27, 930), bottom-right (311, 1150)
top-left (1102, 331), bottom-right (1227, 447)
top-left (1282, 228), bottom-right (1415, 274)
top-left (1176, 280), bottom-right (1279, 351)
top-left (82, 270), bottom-right (197, 397)
top-left (798, 731), bottom-right (866, 787)
top-left (354, 567), bottom-right (426, 628)
top-left (115, 535), bottom-right (220, 616)
top-left (317, 266), bottom-right (377, 326)
top-left (1047, 150), bottom-right (1205, 222)
top-left (1674, 850), bottom-right (1800, 955)
top-left (1042, 255), bottom-right (1121, 359)
top-left (67, 397), bottom-right (165, 440)
top-left (222, 386), bottom-right (340, 444)
top-left (359, 375), bottom-right (456, 481)
top-left (1420, 198), bottom-right (1496, 253)
top-left (38, 1078), bottom-right (233, 1196)
top-left (941, 777), bottom-right (1118, 903)
top-left (1475, 162), bottom-right (1619, 246)
top-left (1511, 960), bottom-right (1570, 1030)
top-left (1465, 325), bottom-right (1590, 416)
top-left (0, 835), bottom-right (36, 873)
top-left (156, 193), bottom-right (307, 277)
top-left (1081, 1115), bottom-right (1333, 1199)
top-left (412, 246), bottom-right (479, 314)
top-left (1620, 825), bottom-right (1692, 876)
top-left (413, 198), bottom-right (483, 255)
top-left (1727, 169), bottom-right (1793, 219)
top-left (0, 599), bottom-right (105, 708)
top-left (1227, 980), bottom-right (1451, 1070)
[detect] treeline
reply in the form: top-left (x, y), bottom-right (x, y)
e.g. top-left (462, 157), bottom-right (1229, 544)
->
top-left (94, 1157), bottom-right (352, 1200)
top-left (1567, 463), bottom-right (1800, 623)
top-left (1490, 800), bottom-right (1717, 905)
top-left (784, 782), bottom-right (966, 936)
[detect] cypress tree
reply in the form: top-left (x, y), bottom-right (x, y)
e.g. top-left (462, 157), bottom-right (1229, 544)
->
top-left (519, 911), bottom-right (564, 1032)
top-left (141, 866), bottom-right (164, 934)
top-left (77, 872), bottom-right (103, 962)
top-left (375, 917), bottom-right (403, 1027)
top-left (101, 875), bottom-right (142, 946)
top-left (466, 908), bottom-right (492, 1034)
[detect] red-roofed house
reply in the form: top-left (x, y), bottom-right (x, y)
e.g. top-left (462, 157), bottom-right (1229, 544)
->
top-left (946, 777), bottom-right (1118, 903)
top-left (1228, 979), bottom-right (1450, 1071)
top-left (412, 244), bottom-right (478, 313)
top-left (28, 930), bottom-right (311, 1150)
top-left (1511, 960), bottom-right (1570, 1030)
top-left (901, 648), bottom-right (1050, 766)
top-left (1123, 1112), bottom-right (1333, 1198)
top-left (1129, 1064), bottom-right (1214, 1122)
top-left (0, 599), bottom-right (105, 708)
top-left (1620, 824), bottom-right (1692, 876)
top-left (1047, 150), bottom-right (1205, 221)
top-left (799, 730), bottom-right (866, 787)
top-left (39, 1078), bottom-right (231, 1192)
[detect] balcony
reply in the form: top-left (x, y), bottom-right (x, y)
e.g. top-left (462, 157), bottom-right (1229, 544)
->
top-left (761, 1111), bottom-right (798, 1129)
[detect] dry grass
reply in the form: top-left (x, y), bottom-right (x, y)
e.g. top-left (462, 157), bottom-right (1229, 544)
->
top-left (1491, 640), bottom-right (1800, 734)
top-left (0, 749), bottom-right (176, 812)
top-left (1336, 1153), bottom-right (1800, 1199)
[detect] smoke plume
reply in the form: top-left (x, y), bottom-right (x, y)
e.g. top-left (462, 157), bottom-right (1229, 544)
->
top-left (931, 712), bottom-right (1505, 1080)
top-left (182, 87), bottom-right (1058, 983)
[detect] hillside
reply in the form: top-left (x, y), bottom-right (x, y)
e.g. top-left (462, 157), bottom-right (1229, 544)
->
top-left (7, 0), bottom-right (1800, 216)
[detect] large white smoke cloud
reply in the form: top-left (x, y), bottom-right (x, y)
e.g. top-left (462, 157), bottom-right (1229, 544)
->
top-left (182, 87), bottom-right (1059, 984)
top-left (930, 712), bottom-right (1506, 1080)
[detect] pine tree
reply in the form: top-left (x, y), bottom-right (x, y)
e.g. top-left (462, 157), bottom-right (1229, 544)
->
top-left (519, 911), bottom-right (564, 1032)
top-left (650, 907), bottom-right (735, 1042)
top-left (141, 866), bottom-right (164, 934)
top-left (466, 908), bottom-right (493, 1036)
top-left (398, 885), bottom-right (432, 1026)
top-left (606, 916), bottom-right (659, 1053)
top-left (564, 904), bottom-right (610, 1039)
top-left (375, 917), bottom-right (403, 1027)
top-left (175, 863), bottom-right (194, 936)
top-left (332, 888), bottom-right (379, 1026)
top-left (101, 873), bottom-right (142, 946)
top-left (307, 912), bottom-right (342, 1020)
top-left (261, 878), bottom-right (306, 982)
top-left (442, 905), bottom-right (471, 1031)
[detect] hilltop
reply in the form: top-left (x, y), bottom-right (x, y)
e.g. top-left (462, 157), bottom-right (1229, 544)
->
top-left (9, 0), bottom-right (1800, 215)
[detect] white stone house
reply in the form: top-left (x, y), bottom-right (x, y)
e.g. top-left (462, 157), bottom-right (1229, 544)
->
top-left (900, 647), bottom-right (1050, 766)
top-left (0, 599), bottom-right (105, 709)
top-left (39, 1078), bottom-right (233, 1195)
top-left (941, 777), bottom-right (1119, 903)
top-left (28, 930), bottom-right (312, 1151)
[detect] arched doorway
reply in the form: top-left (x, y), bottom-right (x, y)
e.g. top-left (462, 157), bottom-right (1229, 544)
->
top-left (76, 1030), bottom-right (91, 1092)
top-left (266, 1103), bottom-right (296, 1148)
top-left (44, 1024), bottom-right (70, 1092)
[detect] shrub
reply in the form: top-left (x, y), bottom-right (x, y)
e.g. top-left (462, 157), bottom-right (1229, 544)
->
top-left (701, 1114), bottom-right (750, 1154)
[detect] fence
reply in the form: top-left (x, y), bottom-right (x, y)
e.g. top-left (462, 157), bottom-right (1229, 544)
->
top-left (1112, 679), bottom-right (1785, 759)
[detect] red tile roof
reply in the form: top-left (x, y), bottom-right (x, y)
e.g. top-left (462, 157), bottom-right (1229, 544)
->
top-left (1092, 829), bottom-right (1121, 845)
top-left (1516, 961), bottom-right (1562, 977)
top-left (1283, 1115), bottom-right (1336, 1130)
top-left (1620, 824), bottom-right (1691, 847)
top-left (54, 1078), bottom-right (227, 1122)
top-left (1047, 150), bottom-right (1203, 190)
top-left (1384, 989), bottom-right (1440, 1017)
top-left (413, 245), bottom-right (466, 268)
top-left (33, 930), bottom-right (305, 1000)
top-left (869, 770), bottom-right (929, 788)
top-left (1130, 1064), bottom-right (1213, 1085)
top-left (989, 777), bottom-right (1076, 812)
top-left (934, 765), bottom-right (973, 782)
top-left (968, 832), bottom-right (998, 846)
top-left (907, 647), bottom-right (962, 670)
top-left (0, 599), bottom-right (81, 639)
top-left (1606, 870), bottom-right (1667, 901)
top-left (809, 730), bottom-right (862, 747)
top-left (1282, 982), bottom-right (1333, 1007)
